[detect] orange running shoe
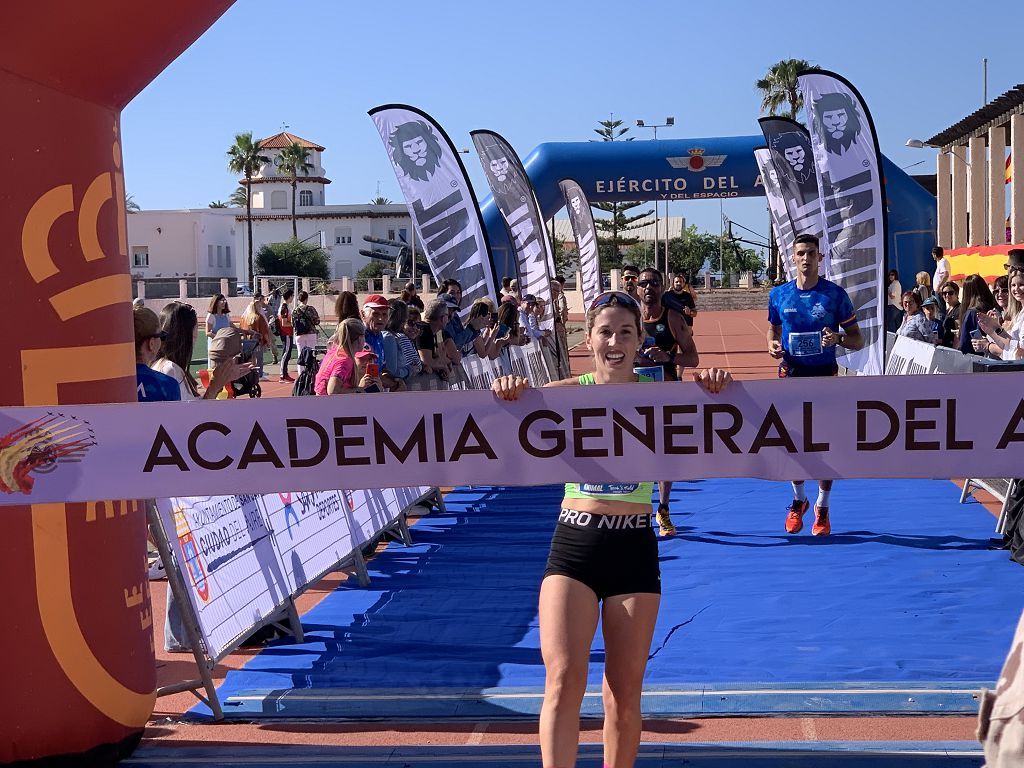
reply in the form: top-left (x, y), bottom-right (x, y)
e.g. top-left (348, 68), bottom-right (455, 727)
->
top-left (812, 506), bottom-right (831, 536)
top-left (785, 499), bottom-right (809, 534)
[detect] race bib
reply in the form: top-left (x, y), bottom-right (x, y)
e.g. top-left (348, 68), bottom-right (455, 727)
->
top-left (789, 331), bottom-right (823, 357)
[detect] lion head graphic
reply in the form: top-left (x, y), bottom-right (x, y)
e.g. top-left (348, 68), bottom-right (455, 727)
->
top-left (810, 92), bottom-right (863, 155)
top-left (387, 120), bottom-right (444, 182)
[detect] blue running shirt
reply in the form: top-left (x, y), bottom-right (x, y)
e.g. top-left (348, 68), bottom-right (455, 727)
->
top-left (768, 278), bottom-right (857, 368)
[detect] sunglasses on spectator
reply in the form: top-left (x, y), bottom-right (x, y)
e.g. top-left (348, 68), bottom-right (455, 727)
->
top-left (622, 274), bottom-right (639, 281)
top-left (994, 287), bottom-right (1009, 294)
top-left (146, 331), bottom-right (168, 341)
top-left (589, 290), bottom-right (640, 312)
top-left (941, 290), bottom-right (956, 296)
top-left (637, 279), bottom-right (661, 288)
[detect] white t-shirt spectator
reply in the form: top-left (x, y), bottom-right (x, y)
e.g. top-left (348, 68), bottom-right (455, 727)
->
top-left (933, 257), bottom-right (950, 292)
top-left (151, 359), bottom-right (197, 401)
top-left (887, 279), bottom-right (903, 308)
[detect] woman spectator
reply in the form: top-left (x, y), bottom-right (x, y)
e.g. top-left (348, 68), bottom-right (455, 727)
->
top-left (418, 298), bottom-right (452, 383)
top-left (495, 300), bottom-right (523, 347)
top-left (239, 295), bottom-right (271, 380)
top-left (993, 275), bottom-right (1010, 322)
top-left (334, 290), bottom-right (360, 322)
top-left (314, 318), bottom-right (380, 395)
top-left (978, 271), bottom-right (1024, 360)
top-left (957, 274), bottom-right (997, 355)
top-left (205, 293), bottom-right (232, 368)
top-left (490, 291), bottom-right (730, 768)
top-left (292, 290), bottom-right (321, 376)
top-left (382, 299), bottom-right (414, 390)
top-left (913, 271), bottom-right (934, 303)
top-left (401, 282), bottom-right (424, 311)
top-left (885, 270), bottom-right (903, 333)
top-left (463, 299), bottom-right (502, 359)
top-left (896, 290), bottom-right (934, 343)
top-left (277, 287), bottom-right (295, 382)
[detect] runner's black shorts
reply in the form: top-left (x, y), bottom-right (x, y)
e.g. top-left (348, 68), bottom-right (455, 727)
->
top-left (544, 509), bottom-right (661, 600)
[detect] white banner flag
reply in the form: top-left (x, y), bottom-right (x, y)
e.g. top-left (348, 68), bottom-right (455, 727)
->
top-left (369, 105), bottom-right (498, 310)
top-left (559, 179), bottom-right (601, 306)
top-left (471, 130), bottom-right (556, 329)
top-left (758, 117), bottom-right (828, 276)
top-left (798, 70), bottom-right (887, 375)
top-left (754, 148), bottom-right (796, 281)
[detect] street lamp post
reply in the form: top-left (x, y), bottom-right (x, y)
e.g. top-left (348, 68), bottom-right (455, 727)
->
top-left (637, 117), bottom-right (675, 276)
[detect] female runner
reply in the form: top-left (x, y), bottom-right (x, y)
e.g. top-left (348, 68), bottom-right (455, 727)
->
top-left (492, 290), bottom-right (731, 768)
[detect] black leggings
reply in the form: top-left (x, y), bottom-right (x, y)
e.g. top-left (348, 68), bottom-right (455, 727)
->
top-left (544, 509), bottom-right (661, 600)
top-left (280, 334), bottom-right (294, 374)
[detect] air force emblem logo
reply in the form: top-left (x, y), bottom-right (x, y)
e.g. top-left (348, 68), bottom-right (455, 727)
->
top-left (666, 147), bottom-right (726, 172)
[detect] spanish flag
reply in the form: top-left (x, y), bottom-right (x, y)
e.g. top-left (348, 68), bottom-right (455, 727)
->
top-left (1008, 153), bottom-right (1012, 184)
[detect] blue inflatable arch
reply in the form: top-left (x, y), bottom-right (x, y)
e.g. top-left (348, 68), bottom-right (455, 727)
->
top-left (479, 135), bottom-right (936, 283)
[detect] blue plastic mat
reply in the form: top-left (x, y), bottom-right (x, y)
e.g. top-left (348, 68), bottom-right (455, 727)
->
top-left (200, 479), bottom-right (1024, 719)
top-left (126, 742), bottom-right (984, 767)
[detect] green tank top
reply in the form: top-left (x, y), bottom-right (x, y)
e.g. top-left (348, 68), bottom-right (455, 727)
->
top-left (562, 373), bottom-right (655, 507)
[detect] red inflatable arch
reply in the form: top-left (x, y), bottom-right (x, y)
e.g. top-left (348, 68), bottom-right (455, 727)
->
top-left (0, 2), bottom-right (233, 762)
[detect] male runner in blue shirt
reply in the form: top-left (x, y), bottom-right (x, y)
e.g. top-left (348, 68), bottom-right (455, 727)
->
top-left (767, 233), bottom-right (864, 536)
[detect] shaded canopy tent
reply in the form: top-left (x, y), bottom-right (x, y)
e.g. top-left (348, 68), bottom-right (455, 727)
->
top-left (0, 1), bottom-right (233, 763)
top-left (480, 136), bottom-right (937, 283)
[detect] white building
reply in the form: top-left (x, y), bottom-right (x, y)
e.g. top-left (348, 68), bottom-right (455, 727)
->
top-left (126, 131), bottom-right (412, 287)
top-left (126, 207), bottom-right (238, 279)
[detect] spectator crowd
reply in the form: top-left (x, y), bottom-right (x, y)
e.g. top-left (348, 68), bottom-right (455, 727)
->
top-left (887, 246), bottom-right (1024, 361)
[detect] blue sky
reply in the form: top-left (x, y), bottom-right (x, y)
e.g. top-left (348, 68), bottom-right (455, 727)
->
top-left (122, 0), bottom-right (1023, 253)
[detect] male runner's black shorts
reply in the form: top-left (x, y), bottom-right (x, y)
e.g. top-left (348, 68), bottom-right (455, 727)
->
top-left (544, 509), bottom-right (661, 600)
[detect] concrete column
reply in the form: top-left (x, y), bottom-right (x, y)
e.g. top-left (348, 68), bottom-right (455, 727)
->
top-left (178, 279), bottom-right (188, 299)
top-left (969, 136), bottom-right (987, 246)
top-left (220, 278), bottom-right (229, 296)
top-left (136, 281), bottom-right (146, 300)
top-left (381, 275), bottom-right (391, 294)
top-left (366, 278), bottom-right (375, 293)
top-left (260, 278), bottom-right (270, 296)
top-left (936, 152), bottom-right (951, 249)
top-left (610, 268), bottom-right (621, 290)
top-left (300, 277), bottom-right (311, 293)
top-left (951, 144), bottom-right (968, 249)
top-left (341, 276), bottom-right (353, 292)
top-left (421, 274), bottom-right (431, 293)
top-left (989, 126), bottom-right (1007, 245)
top-left (1012, 115), bottom-right (1024, 244)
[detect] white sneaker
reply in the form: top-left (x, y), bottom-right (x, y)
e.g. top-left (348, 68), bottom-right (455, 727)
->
top-left (147, 559), bottom-right (166, 580)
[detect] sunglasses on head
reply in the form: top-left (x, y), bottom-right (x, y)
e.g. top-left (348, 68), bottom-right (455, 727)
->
top-left (147, 331), bottom-right (168, 341)
top-left (589, 291), bottom-right (640, 312)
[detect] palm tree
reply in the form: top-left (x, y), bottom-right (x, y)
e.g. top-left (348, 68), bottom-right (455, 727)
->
top-left (370, 196), bottom-right (392, 205)
top-left (755, 59), bottom-right (821, 120)
top-left (208, 200), bottom-right (228, 208)
top-left (275, 141), bottom-right (313, 239)
top-left (228, 185), bottom-right (249, 208)
top-left (227, 132), bottom-right (269, 287)
top-left (125, 193), bottom-right (141, 213)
